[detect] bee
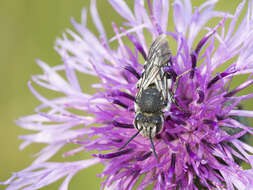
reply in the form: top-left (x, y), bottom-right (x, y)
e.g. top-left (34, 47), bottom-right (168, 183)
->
top-left (119, 34), bottom-right (175, 159)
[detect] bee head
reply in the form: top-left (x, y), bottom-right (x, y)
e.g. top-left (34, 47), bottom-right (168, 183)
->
top-left (134, 113), bottom-right (164, 138)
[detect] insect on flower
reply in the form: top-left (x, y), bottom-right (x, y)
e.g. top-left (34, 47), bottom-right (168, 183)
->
top-left (3, 0), bottom-right (253, 189)
top-left (119, 34), bottom-right (186, 159)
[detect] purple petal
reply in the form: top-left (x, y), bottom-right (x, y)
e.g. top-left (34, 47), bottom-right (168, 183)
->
top-left (90, 0), bottom-right (107, 41)
top-left (1, 159), bottom-right (100, 190)
top-left (108, 0), bottom-right (135, 23)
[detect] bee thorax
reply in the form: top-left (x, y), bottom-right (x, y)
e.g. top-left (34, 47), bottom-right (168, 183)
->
top-left (137, 88), bottom-right (164, 113)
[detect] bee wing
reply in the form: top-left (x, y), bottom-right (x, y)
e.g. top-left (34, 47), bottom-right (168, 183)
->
top-left (136, 34), bottom-right (172, 99)
top-left (154, 68), bottom-right (173, 111)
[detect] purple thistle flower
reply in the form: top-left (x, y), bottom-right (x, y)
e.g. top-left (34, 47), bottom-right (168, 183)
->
top-left (2, 0), bottom-right (253, 189)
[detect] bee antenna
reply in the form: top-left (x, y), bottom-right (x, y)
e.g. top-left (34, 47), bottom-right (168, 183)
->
top-left (149, 129), bottom-right (158, 161)
top-left (118, 128), bottom-right (143, 151)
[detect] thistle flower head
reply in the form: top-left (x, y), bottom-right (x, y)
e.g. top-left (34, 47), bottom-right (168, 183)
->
top-left (2, 0), bottom-right (253, 189)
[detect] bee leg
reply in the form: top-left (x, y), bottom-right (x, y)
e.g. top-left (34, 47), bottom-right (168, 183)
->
top-left (118, 127), bottom-right (143, 151)
top-left (161, 71), bottom-right (178, 111)
top-left (149, 128), bottom-right (159, 161)
top-left (170, 70), bottom-right (191, 112)
top-left (172, 70), bottom-right (191, 95)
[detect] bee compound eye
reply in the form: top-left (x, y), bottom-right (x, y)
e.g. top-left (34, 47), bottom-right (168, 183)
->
top-left (134, 114), bottom-right (143, 129)
top-left (155, 122), bottom-right (162, 134)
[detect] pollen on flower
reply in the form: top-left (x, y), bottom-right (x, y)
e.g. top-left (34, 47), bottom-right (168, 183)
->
top-left (2, 0), bottom-right (253, 190)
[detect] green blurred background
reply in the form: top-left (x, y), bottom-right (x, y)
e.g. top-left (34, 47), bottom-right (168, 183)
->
top-left (0, 0), bottom-right (252, 189)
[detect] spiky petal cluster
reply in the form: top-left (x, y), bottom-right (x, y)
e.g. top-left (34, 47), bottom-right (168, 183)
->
top-left (2, 0), bottom-right (253, 189)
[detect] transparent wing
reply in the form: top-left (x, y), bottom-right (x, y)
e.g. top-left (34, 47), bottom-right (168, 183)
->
top-left (136, 34), bottom-right (172, 100)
